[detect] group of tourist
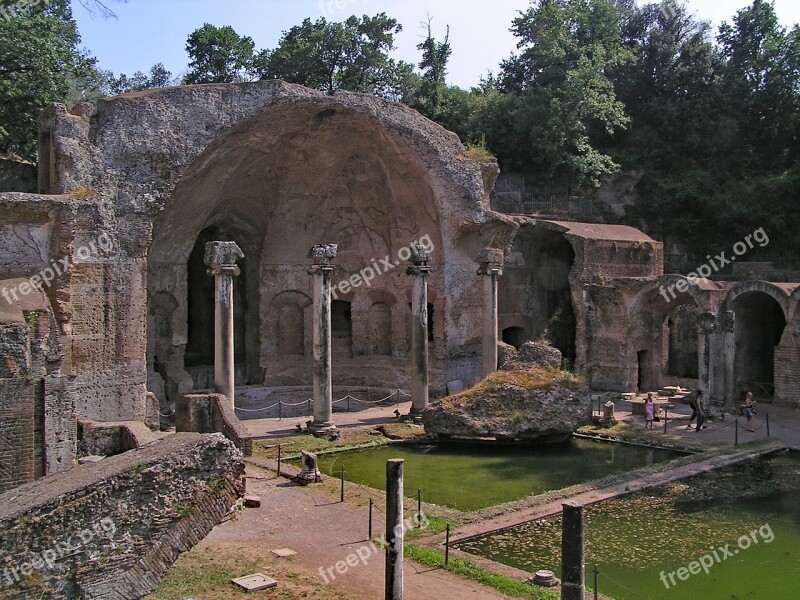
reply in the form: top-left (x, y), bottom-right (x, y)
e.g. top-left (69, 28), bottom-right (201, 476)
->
top-left (642, 390), bottom-right (756, 432)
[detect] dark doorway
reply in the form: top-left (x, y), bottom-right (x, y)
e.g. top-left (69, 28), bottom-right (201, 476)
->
top-left (733, 293), bottom-right (786, 400)
top-left (332, 300), bottom-right (352, 358)
top-left (502, 326), bottom-right (526, 349)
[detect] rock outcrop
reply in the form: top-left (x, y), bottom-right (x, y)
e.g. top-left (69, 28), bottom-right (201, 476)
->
top-left (422, 362), bottom-right (593, 443)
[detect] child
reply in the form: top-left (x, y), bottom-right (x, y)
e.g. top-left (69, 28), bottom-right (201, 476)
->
top-left (645, 393), bottom-right (656, 430)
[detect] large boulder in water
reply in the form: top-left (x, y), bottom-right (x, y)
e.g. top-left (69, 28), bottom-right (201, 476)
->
top-left (422, 367), bottom-right (592, 443)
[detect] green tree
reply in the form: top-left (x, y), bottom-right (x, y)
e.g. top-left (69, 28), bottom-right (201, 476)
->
top-left (258, 13), bottom-right (412, 98)
top-left (0, 0), bottom-right (96, 159)
top-left (103, 63), bottom-right (175, 95)
top-left (411, 19), bottom-right (451, 117)
top-left (485, 0), bottom-right (633, 187)
top-left (184, 23), bottom-right (256, 84)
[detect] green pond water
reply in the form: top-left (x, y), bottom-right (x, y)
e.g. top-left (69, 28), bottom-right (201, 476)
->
top-left (313, 439), bottom-right (685, 511)
top-left (458, 452), bottom-right (800, 600)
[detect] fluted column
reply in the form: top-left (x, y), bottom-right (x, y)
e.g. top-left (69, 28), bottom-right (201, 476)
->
top-left (204, 241), bottom-right (244, 409)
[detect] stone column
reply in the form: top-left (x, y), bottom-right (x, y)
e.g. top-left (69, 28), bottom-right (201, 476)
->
top-left (477, 248), bottom-right (504, 378)
top-left (723, 310), bottom-right (736, 408)
top-left (385, 458), bottom-right (404, 600)
top-left (308, 244), bottom-right (338, 434)
top-left (204, 241), bottom-right (244, 409)
top-left (406, 244), bottom-right (431, 420)
top-left (561, 501), bottom-right (585, 600)
top-left (697, 311), bottom-right (715, 396)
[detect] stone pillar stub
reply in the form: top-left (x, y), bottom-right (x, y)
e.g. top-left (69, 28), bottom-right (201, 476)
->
top-left (697, 311), bottom-right (715, 396)
top-left (406, 244), bottom-right (431, 420)
top-left (477, 248), bottom-right (504, 378)
top-left (308, 244), bottom-right (337, 435)
top-left (204, 241), bottom-right (243, 409)
top-left (723, 310), bottom-right (736, 408)
top-left (385, 458), bottom-right (404, 600)
top-left (561, 501), bottom-right (585, 600)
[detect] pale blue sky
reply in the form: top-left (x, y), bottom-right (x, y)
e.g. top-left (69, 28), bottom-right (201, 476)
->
top-left (74, 0), bottom-right (800, 89)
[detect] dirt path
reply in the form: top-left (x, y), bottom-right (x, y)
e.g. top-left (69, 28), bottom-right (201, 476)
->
top-left (204, 465), bottom-right (509, 600)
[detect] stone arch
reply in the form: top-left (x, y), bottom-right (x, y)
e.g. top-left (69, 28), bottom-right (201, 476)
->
top-left (726, 285), bottom-right (789, 401)
top-left (724, 281), bottom-right (791, 320)
top-left (629, 279), bottom-right (706, 393)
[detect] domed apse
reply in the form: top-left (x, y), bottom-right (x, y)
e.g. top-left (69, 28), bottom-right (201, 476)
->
top-left (732, 292), bottom-right (787, 401)
top-left (146, 102), bottom-right (444, 399)
top-left (500, 225), bottom-right (576, 366)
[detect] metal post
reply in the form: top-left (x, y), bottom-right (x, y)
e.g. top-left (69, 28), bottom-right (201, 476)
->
top-left (277, 444), bottom-right (282, 478)
top-left (417, 488), bottom-right (421, 527)
top-left (340, 465), bottom-right (345, 502)
top-left (663, 408), bottom-right (668, 434)
top-left (278, 400), bottom-right (282, 421)
top-left (385, 459), bottom-right (404, 600)
top-left (445, 523), bottom-right (450, 566)
top-left (593, 565), bottom-right (599, 600)
top-left (307, 398), bottom-right (311, 417)
top-left (766, 412), bottom-right (770, 437)
top-left (369, 498), bottom-right (373, 540)
top-left (347, 396), bottom-right (351, 413)
top-left (735, 418), bottom-right (739, 445)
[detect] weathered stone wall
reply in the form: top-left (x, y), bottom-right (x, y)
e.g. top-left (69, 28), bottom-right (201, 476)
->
top-left (176, 393), bottom-right (253, 456)
top-left (0, 433), bottom-right (244, 599)
top-left (0, 281), bottom-right (74, 492)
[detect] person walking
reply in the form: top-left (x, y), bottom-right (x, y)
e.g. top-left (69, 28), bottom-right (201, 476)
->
top-left (744, 391), bottom-right (756, 432)
top-left (693, 391), bottom-right (705, 432)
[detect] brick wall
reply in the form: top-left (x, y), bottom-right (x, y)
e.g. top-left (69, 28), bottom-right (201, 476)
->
top-left (0, 433), bottom-right (244, 599)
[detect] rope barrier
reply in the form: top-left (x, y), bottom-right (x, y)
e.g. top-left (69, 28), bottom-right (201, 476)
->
top-left (234, 390), bottom-right (407, 415)
top-left (158, 409), bottom-right (175, 417)
top-left (234, 402), bottom-right (281, 413)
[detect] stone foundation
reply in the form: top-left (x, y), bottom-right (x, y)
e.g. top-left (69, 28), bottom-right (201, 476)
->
top-left (0, 433), bottom-right (244, 599)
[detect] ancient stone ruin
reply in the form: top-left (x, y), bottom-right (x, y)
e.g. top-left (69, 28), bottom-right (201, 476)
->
top-left (1, 79), bottom-right (799, 594)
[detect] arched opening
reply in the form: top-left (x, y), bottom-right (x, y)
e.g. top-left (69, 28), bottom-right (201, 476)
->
top-left (663, 305), bottom-right (699, 379)
top-left (332, 300), bottom-right (353, 358)
top-left (732, 292), bottom-right (787, 401)
top-left (502, 326), bottom-right (526, 349)
top-left (500, 225), bottom-right (576, 364)
top-left (368, 301), bottom-right (392, 355)
top-left (185, 226), bottom-right (248, 372)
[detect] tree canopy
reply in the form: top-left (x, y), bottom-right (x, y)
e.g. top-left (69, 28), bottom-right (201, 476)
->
top-left (0, 0), bottom-right (96, 159)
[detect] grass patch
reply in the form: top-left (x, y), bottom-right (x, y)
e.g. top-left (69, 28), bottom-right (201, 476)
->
top-left (254, 424), bottom-right (427, 459)
top-left (146, 544), bottom-right (351, 600)
top-left (461, 367), bottom-right (584, 401)
top-left (464, 137), bottom-right (495, 163)
top-left (405, 546), bottom-right (558, 599)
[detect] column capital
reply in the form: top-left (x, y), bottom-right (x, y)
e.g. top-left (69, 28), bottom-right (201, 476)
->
top-left (477, 247), bottom-right (504, 276)
top-left (406, 242), bottom-right (432, 276)
top-left (308, 244), bottom-right (338, 265)
top-left (204, 241), bottom-right (243, 277)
